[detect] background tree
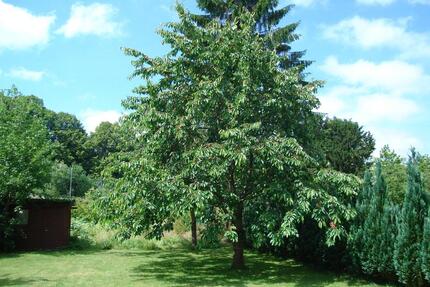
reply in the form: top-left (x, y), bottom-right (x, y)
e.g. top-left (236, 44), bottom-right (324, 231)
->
top-left (47, 112), bottom-right (89, 171)
top-left (193, 0), bottom-right (311, 70)
top-left (394, 151), bottom-right (428, 286)
top-left (44, 162), bottom-right (93, 197)
top-left (349, 162), bottom-right (398, 280)
top-left (1, 86), bottom-right (90, 172)
top-left (319, 117), bottom-right (375, 176)
top-left (379, 145), bottom-right (407, 204)
top-left (0, 91), bottom-right (53, 250)
top-left (349, 171), bottom-right (373, 270)
top-left (85, 122), bottom-right (122, 174)
top-left (418, 154), bottom-right (430, 195)
top-left (109, 4), bottom-right (359, 269)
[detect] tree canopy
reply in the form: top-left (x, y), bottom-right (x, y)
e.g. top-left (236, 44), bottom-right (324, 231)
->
top-left (0, 91), bottom-right (53, 250)
top-left (97, 4), bottom-right (359, 269)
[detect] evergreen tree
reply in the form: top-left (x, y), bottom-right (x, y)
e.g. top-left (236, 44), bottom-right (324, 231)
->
top-left (394, 151), bottom-right (428, 286)
top-left (376, 199), bottom-right (398, 278)
top-left (193, 0), bottom-right (311, 70)
top-left (349, 170), bottom-right (373, 270)
top-left (320, 117), bottom-right (375, 176)
top-left (421, 216), bottom-right (430, 283)
top-left (349, 162), bottom-right (397, 279)
top-left (360, 162), bottom-right (386, 274)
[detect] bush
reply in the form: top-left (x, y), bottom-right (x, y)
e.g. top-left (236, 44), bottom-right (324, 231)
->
top-left (70, 218), bottom-right (191, 251)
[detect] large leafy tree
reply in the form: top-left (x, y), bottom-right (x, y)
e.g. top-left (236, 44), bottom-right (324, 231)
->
top-left (106, 4), bottom-right (359, 269)
top-left (44, 162), bottom-right (93, 198)
top-left (319, 117), bottom-right (375, 176)
top-left (47, 112), bottom-right (89, 170)
top-left (0, 87), bottom-right (90, 172)
top-left (379, 145), bottom-right (407, 204)
top-left (0, 91), bottom-right (53, 250)
top-left (193, 0), bottom-right (321, 160)
top-left (394, 151), bottom-right (428, 286)
top-left (85, 122), bottom-right (123, 174)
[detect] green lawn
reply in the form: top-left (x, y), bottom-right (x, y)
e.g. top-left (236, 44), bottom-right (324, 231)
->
top-left (0, 247), bottom-right (391, 287)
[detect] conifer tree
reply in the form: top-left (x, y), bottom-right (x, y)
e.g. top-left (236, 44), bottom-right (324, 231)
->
top-left (421, 216), bottom-right (430, 283)
top-left (394, 151), bottom-right (428, 286)
top-left (360, 162), bottom-right (386, 274)
top-left (376, 199), bottom-right (398, 277)
top-left (350, 162), bottom-right (397, 279)
top-left (349, 170), bottom-right (372, 269)
top-left (193, 0), bottom-right (310, 70)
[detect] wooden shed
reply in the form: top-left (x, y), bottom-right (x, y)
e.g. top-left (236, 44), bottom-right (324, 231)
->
top-left (14, 198), bottom-right (74, 251)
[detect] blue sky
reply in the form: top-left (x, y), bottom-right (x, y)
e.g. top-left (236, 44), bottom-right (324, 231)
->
top-left (0, 0), bottom-right (429, 156)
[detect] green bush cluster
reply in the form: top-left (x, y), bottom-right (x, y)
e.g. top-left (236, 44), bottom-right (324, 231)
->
top-left (70, 217), bottom-right (192, 251)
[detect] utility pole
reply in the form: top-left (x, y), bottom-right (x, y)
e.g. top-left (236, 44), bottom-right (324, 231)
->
top-left (69, 165), bottom-right (73, 197)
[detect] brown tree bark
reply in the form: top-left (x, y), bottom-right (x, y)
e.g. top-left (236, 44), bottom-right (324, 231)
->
top-left (231, 200), bottom-right (246, 269)
top-left (190, 208), bottom-right (197, 248)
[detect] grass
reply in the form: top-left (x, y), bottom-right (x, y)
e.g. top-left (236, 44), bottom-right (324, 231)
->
top-left (0, 247), bottom-right (393, 287)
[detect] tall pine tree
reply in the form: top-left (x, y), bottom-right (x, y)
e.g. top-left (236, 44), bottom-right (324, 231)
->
top-left (360, 162), bottom-right (387, 274)
top-left (394, 151), bottom-right (428, 286)
top-left (349, 162), bottom-right (397, 279)
top-left (193, 0), bottom-right (310, 70)
top-left (349, 170), bottom-right (373, 270)
top-left (421, 215), bottom-right (430, 283)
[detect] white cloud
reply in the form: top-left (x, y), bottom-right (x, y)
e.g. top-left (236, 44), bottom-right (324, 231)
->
top-left (318, 91), bottom-right (421, 156)
top-left (356, 0), bottom-right (395, 5)
top-left (321, 56), bottom-right (430, 94)
top-left (318, 91), bottom-right (419, 124)
top-left (8, 67), bottom-right (45, 81)
top-left (371, 128), bottom-right (423, 156)
top-left (322, 16), bottom-right (430, 58)
top-left (57, 3), bottom-right (123, 38)
top-left (80, 109), bottom-right (121, 133)
top-left (353, 94), bottom-right (419, 123)
top-left (0, 0), bottom-right (55, 51)
top-left (317, 56), bottom-right (425, 156)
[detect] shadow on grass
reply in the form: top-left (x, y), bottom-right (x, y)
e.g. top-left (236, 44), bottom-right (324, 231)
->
top-left (131, 247), bottom-right (372, 287)
top-left (0, 274), bottom-right (47, 286)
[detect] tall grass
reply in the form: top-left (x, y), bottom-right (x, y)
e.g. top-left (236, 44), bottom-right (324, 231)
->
top-left (70, 218), bottom-right (192, 251)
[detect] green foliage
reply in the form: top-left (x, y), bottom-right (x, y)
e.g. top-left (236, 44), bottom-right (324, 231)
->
top-left (0, 87), bottom-right (90, 171)
top-left (97, 4), bottom-right (360, 269)
top-left (48, 112), bottom-right (89, 170)
top-left (379, 145), bottom-right (407, 204)
top-left (422, 216), bottom-right (430, 282)
top-left (70, 217), bottom-right (192, 251)
top-left (349, 162), bottom-right (397, 279)
top-left (44, 162), bottom-right (93, 197)
top-left (0, 90), bottom-right (53, 250)
top-left (394, 152), bottom-right (428, 286)
top-left (85, 122), bottom-right (123, 174)
top-left (418, 154), bottom-right (430, 196)
top-left (194, 0), bottom-right (311, 70)
top-left (319, 117), bottom-right (375, 176)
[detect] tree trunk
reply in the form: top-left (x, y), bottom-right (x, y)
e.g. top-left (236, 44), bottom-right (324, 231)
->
top-left (190, 208), bottom-right (197, 248)
top-left (232, 201), bottom-right (246, 269)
